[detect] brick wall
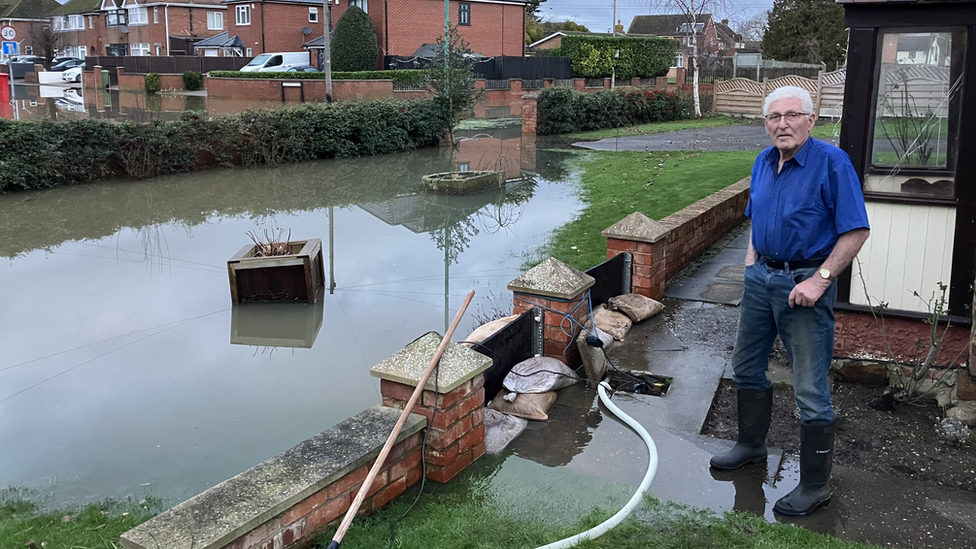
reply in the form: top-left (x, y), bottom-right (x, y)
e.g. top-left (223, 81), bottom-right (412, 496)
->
top-left (205, 76), bottom-right (400, 101)
top-left (512, 293), bottom-right (587, 365)
top-left (833, 311), bottom-right (970, 367)
top-left (384, 0), bottom-right (523, 57)
top-left (455, 137), bottom-right (522, 178)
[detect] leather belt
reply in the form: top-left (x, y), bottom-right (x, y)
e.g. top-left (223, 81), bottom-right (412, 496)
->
top-left (760, 256), bottom-right (824, 270)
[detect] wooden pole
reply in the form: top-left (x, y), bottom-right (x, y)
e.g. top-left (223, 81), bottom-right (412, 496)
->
top-left (326, 289), bottom-right (476, 549)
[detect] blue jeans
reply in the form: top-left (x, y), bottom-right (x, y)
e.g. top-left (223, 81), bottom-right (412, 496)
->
top-left (731, 261), bottom-right (837, 423)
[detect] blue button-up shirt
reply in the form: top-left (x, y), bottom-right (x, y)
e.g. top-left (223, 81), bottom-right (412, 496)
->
top-left (746, 138), bottom-right (870, 262)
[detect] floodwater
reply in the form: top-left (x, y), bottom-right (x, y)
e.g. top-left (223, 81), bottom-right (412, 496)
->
top-left (0, 130), bottom-right (585, 508)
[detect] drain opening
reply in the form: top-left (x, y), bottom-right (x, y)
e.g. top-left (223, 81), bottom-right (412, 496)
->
top-left (607, 370), bottom-right (672, 397)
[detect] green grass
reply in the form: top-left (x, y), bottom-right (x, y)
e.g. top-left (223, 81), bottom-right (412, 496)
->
top-left (316, 472), bottom-right (881, 549)
top-left (0, 492), bottom-right (162, 549)
top-left (534, 150), bottom-right (757, 271)
top-left (568, 117), bottom-right (739, 140)
top-left (811, 123), bottom-right (841, 139)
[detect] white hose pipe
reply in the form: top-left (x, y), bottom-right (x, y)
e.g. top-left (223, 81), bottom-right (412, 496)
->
top-left (533, 381), bottom-right (659, 549)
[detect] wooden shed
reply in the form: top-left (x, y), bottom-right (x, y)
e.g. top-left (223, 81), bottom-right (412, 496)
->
top-left (837, 0), bottom-right (976, 325)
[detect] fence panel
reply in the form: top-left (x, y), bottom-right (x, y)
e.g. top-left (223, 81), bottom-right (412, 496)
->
top-left (585, 253), bottom-right (630, 307)
top-left (713, 78), bottom-right (765, 116)
top-left (714, 70), bottom-right (848, 118)
top-left (819, 69), bottom-right (846, 118)
top-left (478, 310), bottom-right (538, 402)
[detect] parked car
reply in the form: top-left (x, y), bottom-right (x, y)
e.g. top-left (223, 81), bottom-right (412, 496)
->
top-left (240, 52), bottom-right (311, 72)
top-left (7, 55), bottom-right (47, 67)
top-left (51, 58), bottom-right (84, 71)
top-left (286, 65), bottom-right (319, 72)
top-left (62, 66), bottom-right (82, 83)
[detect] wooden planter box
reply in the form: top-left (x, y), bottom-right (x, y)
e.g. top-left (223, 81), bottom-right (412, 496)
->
top-left (422, 170), bottom-right (505, 195)
top-left (227, 239), bottom-right (325, 303)
top-left (230, 301), bottom-right (324, 348)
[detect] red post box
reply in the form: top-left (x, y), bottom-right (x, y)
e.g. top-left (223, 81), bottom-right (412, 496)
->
top-left (0, 72), bottom-right (11, 119)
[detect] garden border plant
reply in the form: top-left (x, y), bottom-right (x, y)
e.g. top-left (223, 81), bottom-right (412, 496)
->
top-left (0, 98), bottom-right (448, 192)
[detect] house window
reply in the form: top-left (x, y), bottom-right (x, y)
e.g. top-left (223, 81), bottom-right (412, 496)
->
top-left (672, 54), bottom-right (683, 68)
top-left (154, 43), bottom-right (161, 55)
top-left (309, 7), bottom-right (318, 22)
top-left (458, 162), bottom-right (470, 171)
top-left (24, 45), bottom-right (32, 54)
top-left (79, 46), bottom-right (87, 58)
top-left (106, 10), bottom-right (127, 26)
top-left (131, 42), bottom-right (151, 56)
top-left (128, 7), bottom-right (148, 25)
top-left (154, 7), bottom-right (158, 23)
top-left (208, 12), bottom-right (224, 30)
top-left (349, 0), bottom-right (367, 13)
top-left (106, 43), bottom-right (127, 56)
top-left (246, 47), bottom-right (252, 57)
top-left (459, 3), bottom-right (470, 25)
top-left (88, 15), bottom-right (93, 28)
top-left (52, 17), bottom-right (65, 30)
top-left (865, 29), bottom-right (964, 199)
top-left (68, 15), bottom-right (85, 30)
top-left (236, 5), bottom-right (250, 25)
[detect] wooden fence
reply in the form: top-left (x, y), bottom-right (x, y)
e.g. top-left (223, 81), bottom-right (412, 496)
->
top-left (713, 70), bottom-right (846, 118)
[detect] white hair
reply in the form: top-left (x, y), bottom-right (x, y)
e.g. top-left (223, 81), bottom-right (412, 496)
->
top-left (763, 86), bottom-right (814, 116)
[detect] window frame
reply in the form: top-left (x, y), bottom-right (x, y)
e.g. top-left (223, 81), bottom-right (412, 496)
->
top-left (349, 0), bottom-right (368, 13)
top-left (106, 9), bottom-right (127, 27)
top-left (130, 42), bottom-right (151, 56)
top-left (309, 7), bottom-right (318, 23)
top-left (459, 2), bottom-right (470, 26)
top-left (127, 7), bottom-right (148, 26)
top-left (236, 5), bottom-right (251, 26)
top-left (208, 11), bottom-right (224, 30)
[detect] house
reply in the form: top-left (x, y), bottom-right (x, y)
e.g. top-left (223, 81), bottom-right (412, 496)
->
top-left (51, 0), bottom-right (229, 58)
top-left (219, 0), bottom-right (322, 58)
top-left (192, 30), bottom-right (243, 56)
top-left (321, 0), bottom-right (525, 63)
top-left (0, 0), bottom-right (62, 58)
top-left (627, 14), bottom-right (739, 70)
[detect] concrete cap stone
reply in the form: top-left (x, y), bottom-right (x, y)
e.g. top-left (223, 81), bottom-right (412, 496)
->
top-left (370, 332), bottom-right (492, 393)
top-left (507, 257), bottom-right (594, 300)
top-left (602, 211), bottom-right (670, 244)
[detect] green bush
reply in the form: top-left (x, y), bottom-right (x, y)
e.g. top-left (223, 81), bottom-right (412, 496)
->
top-left (536, 87), bottom-right (693, 135)
top-left (182, 70), bottom-right (203, 91)
top-left (331, 6), bottom-right (379, 71)
top-left (144, 72), bottom-right (161, 93)
top-left (554, 35), bottom-right (679, 79)
top-left (0, 99), bottom-right (447, 192)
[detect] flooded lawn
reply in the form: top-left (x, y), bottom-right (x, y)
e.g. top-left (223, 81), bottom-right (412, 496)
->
top-left (0, 137), bottom-right (583, 508)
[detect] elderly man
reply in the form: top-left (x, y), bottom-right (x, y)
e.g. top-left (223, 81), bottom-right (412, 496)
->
top-left (710, 86), bottom-right (870, 517)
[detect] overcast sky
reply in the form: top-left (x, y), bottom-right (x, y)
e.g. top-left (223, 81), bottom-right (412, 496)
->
top-left (537, 0), bottom-right (775, 35)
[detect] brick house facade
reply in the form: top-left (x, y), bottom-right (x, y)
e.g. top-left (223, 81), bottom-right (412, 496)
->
top-left (221, 0), bottom-right (322, 58)
top-left (628, 14), bottom-right (740, 70)
top-left (0, 0), bottom-right (62, 58)
top-left (52, 0), bottom-right (229, 57)
top-left (330, 0), bottom-right (525, 59)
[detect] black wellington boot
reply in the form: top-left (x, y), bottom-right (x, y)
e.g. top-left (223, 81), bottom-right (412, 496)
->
top-left (774, 420), bottom-right (835, 516)
top-left (710, 388), bottom-right (773, 471)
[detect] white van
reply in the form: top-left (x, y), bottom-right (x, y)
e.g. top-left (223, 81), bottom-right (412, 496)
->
top-left (239, 52), bottom-right (311, 72)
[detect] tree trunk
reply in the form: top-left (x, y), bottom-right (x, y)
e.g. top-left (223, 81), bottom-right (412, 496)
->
top-left (689, 12), bottom-right (702, 119)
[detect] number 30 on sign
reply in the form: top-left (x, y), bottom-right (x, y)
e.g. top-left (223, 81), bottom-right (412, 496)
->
top-left (0, 26), bottom-right (15, 41)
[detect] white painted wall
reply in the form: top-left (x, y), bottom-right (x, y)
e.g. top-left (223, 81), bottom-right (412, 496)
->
top-left (850, 202), bottom-right (955, 313)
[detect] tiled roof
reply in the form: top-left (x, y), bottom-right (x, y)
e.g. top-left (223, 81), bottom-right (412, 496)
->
top-left (0, 0), bottom-right (61, 18)
top-left (222, 0), bottom-right (324, 4)
top-left (195, 31), bottom-right (244, 48)
top-left (51, 0), bottom-right (104, 15)
top-left (628, 13), bottom-right (714, 36)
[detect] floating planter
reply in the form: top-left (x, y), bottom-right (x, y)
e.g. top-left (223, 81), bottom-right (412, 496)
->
top-left (227, 238), bottom-right (325, 303)
top-left (422, 170), bottom-right (505, 195)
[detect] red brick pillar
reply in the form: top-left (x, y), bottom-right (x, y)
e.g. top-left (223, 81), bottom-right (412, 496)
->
top-left (371, 333), bottom-right (491, 483)
top-left (656, 76), bottom-right (668, 89)
top-left (603, 77), bottom-right (611, 89)
top-left (509, 79), bottom-right (522, 94)
top-left (631, 77), bottom-right (641, 87)
top-left (508, 257), bottom-right (595, 367)
top-left (543, 78), bottom-right (554, 88)
top-left (521, 93), bottom-right (538, 136)
top-left (675, 68), bottom-right (686, 84)
top-left (602, 212), bottom-right (671, 300)
top-left (574, 78), bottom-right (585, 92)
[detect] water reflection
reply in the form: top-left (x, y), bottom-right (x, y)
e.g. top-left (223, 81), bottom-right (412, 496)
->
top-left (0, 132), bottom-right (583, 507)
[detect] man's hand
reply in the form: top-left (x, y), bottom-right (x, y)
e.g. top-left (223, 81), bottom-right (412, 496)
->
top-left (788, 276), bottom-right (831, 308)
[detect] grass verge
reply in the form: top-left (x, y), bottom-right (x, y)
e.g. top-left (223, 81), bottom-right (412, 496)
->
top-left (567, 117), bottom-right (740, 141)
top-left (315, 470), bottom-right (880, 549)
top-left (534, 150), bottom-right (757, 271)
top-left (0, 493), bottom-right (162, 549)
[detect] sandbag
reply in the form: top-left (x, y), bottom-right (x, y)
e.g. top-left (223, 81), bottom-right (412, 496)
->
top-left (593, 303), bottom-right (632, 341)
top-left (463, 315), bottom-right (519, 348)
top-left (501, 356), bottom-right (580, 402)
top-left (608, 293), bottom-right (665, 323)
top-left (577, 323), bottom-right (613, 381)
top-left (488, 391), bottom-right (558, 421)
top-left (484, 409), bottom-right (528, 454)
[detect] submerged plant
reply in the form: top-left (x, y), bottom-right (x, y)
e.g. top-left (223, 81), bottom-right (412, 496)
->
top-left (247, 228), bottom-right (292, 257)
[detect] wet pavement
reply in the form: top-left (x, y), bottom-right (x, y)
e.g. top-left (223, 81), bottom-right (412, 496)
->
top-left (505, 220), bottom-right (976, 549)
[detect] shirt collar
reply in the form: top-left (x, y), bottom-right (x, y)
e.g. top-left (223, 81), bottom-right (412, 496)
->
top-left (764, 137), bottom-right (816, 167)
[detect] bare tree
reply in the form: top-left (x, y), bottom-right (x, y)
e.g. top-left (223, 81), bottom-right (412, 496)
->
top-left (733, 12), bottom-right (768, 42)
top-left (29, 20), bottom-right (61, 64)
top-left (653, 0), bottom-right (730, 118)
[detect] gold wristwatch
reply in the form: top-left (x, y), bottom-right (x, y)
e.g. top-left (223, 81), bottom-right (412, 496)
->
top-left (818, 268), bottom-right (832, 281)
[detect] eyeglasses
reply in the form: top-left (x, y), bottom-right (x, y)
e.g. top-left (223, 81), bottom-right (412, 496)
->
top-left (764, 112), bottom-right (811, 123)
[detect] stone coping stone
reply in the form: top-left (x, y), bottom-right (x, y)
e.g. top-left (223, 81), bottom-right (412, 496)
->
top-left (120, 406), bottom-right (427, 549)
top-left (507, 257), bottom-right (595, 300)
top-left (370, 332), bottom-right (492, 393)
top-left (602, 211), bottom-right (670, 244)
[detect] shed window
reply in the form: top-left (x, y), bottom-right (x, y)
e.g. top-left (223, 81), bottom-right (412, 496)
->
top-left (865, 29), bottom-right (965, 199)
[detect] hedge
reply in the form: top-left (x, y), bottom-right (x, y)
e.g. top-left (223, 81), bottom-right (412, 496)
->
top-left (208, 69), bottom-right (425, 87)
top-left (331, 6), bottom-right (379, 72)
top-left (536, 86), bottom-right (693, 135)
top-left (554, 35), bottom-right (680, 79)
top-left (0, 98), bottom-right (447, 193)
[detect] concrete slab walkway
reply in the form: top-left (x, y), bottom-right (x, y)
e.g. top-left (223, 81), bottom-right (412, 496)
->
top-left (513, 220), bottom-right (976, 549)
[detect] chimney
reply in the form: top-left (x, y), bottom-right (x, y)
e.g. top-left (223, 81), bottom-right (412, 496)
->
top-left (722, 19), bottom-right (728, 25)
